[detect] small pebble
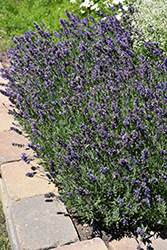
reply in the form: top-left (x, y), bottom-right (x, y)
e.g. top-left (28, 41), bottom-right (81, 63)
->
top-left (83, 224), bottom-right (89, 227)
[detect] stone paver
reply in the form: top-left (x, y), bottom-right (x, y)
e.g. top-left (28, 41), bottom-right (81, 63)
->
top-left (55, 238), bottom-right (108, 250)
top-left (109, 232), bottom-right (167, 250)
top-left (150, 232), bottom-right (167, 250)
top-left (1, 160), bottom-right (58, 203)
top-left (0, 73), bottom-right (9, 96)
top-left (0, 107), bottom-right (14, 131)
top-left (0, 131), bottom-right (33, 164)
top-left (11, 195), bottom-right (78, 250)
top-left (0, 92), bottom-right (11, 108)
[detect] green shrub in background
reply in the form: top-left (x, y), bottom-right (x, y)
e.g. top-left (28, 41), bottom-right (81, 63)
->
top-left (70, 0), bottom-right (129, 20)
top-left (130, 0), bottom-right (167, 54)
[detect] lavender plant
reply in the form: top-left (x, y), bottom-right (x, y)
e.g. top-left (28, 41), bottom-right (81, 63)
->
top-left (1, 4), bottom-right (167, 235)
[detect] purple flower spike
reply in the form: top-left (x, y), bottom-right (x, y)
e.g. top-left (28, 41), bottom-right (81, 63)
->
top-left (89, 174), bottom-right (98, 183)
top-left (26, 172), bottom-right (34, 178)
top-left (117, 198), bottom-right (125, 207)
top-left (59, 197), bottom-right (65, 202)
top-left (108, 188), bottom-right (114, 198)
top-left (137, 227), bottom-right (145, 235)
top-left (134, 189), bottom-right (141, 195)
top-left (21, 152), bottom-right (30, 164)
top-left (46, 173), bottom-right (52, 180)
top-left (100, 166), bottom-right (109, 174)
top-left (75, 187), bottom-right (91, 197)
top-left (123, 219), bottom-right (128, 225)
top-left (66, 192), bottom-right (73, 197)
top-left (163, 58), bottom-right (167, 70)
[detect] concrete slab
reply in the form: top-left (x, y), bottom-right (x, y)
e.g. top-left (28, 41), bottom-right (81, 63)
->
top-left (10, 195), bottom-right (78, 250)
top-left (109, 232), bottom-right (167, 250)
top-left (0, 131), bottom-right (33, 164)
top-left (1, 160), bottom-right (58, 203)
top-left (55, 238), bottom-right (108, 250)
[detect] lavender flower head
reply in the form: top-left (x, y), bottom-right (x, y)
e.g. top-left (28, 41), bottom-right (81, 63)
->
top-left (21, 152), bottom-right (30, 164)
top-left (100, 166), bottom-right (109, 174)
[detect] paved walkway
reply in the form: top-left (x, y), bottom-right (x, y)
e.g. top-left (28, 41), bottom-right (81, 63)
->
top-left (0, 62), bottom-right (167, 249)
